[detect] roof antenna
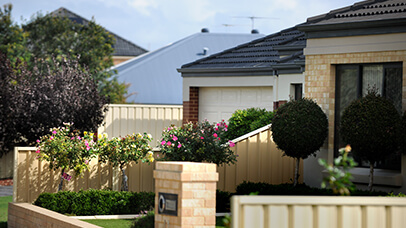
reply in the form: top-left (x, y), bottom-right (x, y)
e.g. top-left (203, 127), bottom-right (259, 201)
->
top-left (233, 16), bottom-right (279, 30)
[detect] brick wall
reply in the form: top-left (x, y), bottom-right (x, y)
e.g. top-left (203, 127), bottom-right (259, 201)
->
top-left (183, 87), bottom-right (199, 124)
top-left (8, 203), bottom-right (101, 228)
top-left (305, 50), bottom-right (406, 152)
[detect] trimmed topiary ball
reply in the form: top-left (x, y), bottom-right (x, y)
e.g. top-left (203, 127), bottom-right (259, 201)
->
top-left (340, 90), bottom-right (401, 191)
top-left (271, 98), bottom-right (328, 186)
top-left (271, 98), bottom-right (328, 159)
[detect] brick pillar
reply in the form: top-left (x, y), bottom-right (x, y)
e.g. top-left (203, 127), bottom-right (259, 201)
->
top-left (154, 162), bottom-right (218, 228)
top-left (183, 87), bottom-right (199, 124)
top-left (273, 100), bottom-right (288, 110)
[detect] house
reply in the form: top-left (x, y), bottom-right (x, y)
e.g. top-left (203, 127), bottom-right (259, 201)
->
top-left (178, 27), bottom-right (305, 123)
top-left (297, 0), bottom-right (406, 191)
top-left (51, 7), bottom-right (147, 65)
top-left (112, 30), bottom-right (264, 104)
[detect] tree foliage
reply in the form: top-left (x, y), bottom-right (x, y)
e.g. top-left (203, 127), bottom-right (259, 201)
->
top-left (271, 98), bottom-right (328, 186)
top-left (340, 90), bottom-right (401, 191)
top-left (0, 52), bottom-right (107, 157)
top-left (0, 4), bottom-right (128, 103)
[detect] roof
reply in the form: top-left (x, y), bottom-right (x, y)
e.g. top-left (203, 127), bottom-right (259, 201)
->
top-left (51, 7), bottom-right (147, 57)
top-left (179, 27), bottom-right (305, 76)
top-left (111, 31), bottom-right (265, 104)
top-left (298, 0), bottom-right (406, 37)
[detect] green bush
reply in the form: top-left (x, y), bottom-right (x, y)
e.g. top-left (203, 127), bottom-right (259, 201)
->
top-left (235, 181), bottom-right (388, 196)
top-left (271, 98), bottom-right (328, 185)
top-left (33, 189), bottom-right (154, 216)
top-left (340, 90), bottom-right (401, 191)
top-left (400, 111), bottom-right (406, 154)
top-left (226, 108), bottom-right (274, 140)
top-left (132, 211), bottom-right (154, 228)
top-left (216, 190), bottom-right (232, 213)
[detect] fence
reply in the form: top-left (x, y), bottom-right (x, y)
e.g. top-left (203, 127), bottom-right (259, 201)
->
top-left (14, 125), bottom-right (301, 203)
top-left (0, 104), bottom-right (183, 180)
top-left (231, 195), bottom-right (406, 228)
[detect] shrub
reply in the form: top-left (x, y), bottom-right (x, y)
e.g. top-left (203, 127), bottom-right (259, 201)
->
top-left (340, 90), bottom-right (401, 191)
top-left (159, 120), bottom-right (237, 165)
top-left (132, 211), bottom-right (154, 228)
top-left (33, 189), bottom-right (154, 216)
top-left (235, 181), bottom-right (388, 196)
top-left (216, 190), bottom-right (232, 213)
top-left (400, 111), bottom-right (406, 154)
top-left (226, 108), bottom-right (274, 140)
top-left (98, 133), bottom-right (154, 191)
top-left (36, 123), bottom-right (98, 191)
top-left (271, 98), bottom-right (328, 186)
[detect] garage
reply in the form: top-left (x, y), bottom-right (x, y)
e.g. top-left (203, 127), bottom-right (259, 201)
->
top-left (198, 87), bottom-right (273, 122)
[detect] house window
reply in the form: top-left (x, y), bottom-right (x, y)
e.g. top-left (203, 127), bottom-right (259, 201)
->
top-left (334, 63), bottom-right (403, 170)
top-left (294, 84), bottom-right (303, 100)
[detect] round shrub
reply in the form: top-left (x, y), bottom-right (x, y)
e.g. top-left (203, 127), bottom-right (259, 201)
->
top-left (271, 98), bottom-right (328, 159)
top-left (226, 108), bottom-right (274, 140)
top-left (271, 98), bottom-right (328, 186)
top-left (340, 90), bottom-right (401, 190)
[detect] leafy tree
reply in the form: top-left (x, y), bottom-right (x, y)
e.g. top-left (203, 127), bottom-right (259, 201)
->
top-left (340, 90), bottom-right (400, 191)
top-left (0, 53), bottom-right (107, 157)
top-left (0, 4), bottom-right (128, 103)
top-left (226, 108), bottom-right (274, 140)
top-left (0, 4), bottom-right (30, 66)
top-left (271, 98), bottom-right (328, 186)
top-left (98, 133), bottom-right (154, 191)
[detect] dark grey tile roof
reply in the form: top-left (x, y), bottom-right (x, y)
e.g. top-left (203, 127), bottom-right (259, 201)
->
top-left (51, 7), bottom-right (147, 56)
top-left (181, 27), bottom-right (305, 71)
top-left (302, 0), bottom-right (406, 26)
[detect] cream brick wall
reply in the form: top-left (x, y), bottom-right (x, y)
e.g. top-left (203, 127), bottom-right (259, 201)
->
top-left (305, 50), bottom-right (406, 154)
top-left (154, 162), bottom-right (219, 228)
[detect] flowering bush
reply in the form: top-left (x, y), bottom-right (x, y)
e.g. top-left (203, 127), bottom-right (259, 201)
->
top-left (98, 133), bottom-right (153, 191)
top-left (159, 120), bottom-right (237, 165)
top-left (36, 123), bottom-right (97, 191)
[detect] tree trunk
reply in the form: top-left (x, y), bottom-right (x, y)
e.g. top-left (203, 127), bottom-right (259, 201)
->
top-left (368, 163), bottom-right (374, 191)
top-left (294, 158), bottom-right (300, 186)
top-left (121, 167), bottom-right (128, 192)
top-left (58, 168), bottom-right (65, 192)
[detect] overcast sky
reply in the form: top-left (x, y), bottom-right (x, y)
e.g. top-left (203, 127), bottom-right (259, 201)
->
top-left (5, 0), bottom-right (359, 51)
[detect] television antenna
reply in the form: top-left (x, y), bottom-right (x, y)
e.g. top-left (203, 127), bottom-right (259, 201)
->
top-left (233, 16), bottom-right (279, 30)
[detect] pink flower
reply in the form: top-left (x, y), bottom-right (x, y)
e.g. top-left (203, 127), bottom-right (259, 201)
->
top-left (177, 143), bottom-right (182, 148)
top-left (52, 130), bottom-right (57, 134)
top-left (224, 128), bottom-right (228, 131)
top-left (167, 141), bottom-right (172, 146)
top-left (200, 136), bottom-right (204, 139)
top-left (85, 160), bottom-right (89, 165)
top-left (172, 136), bottom-right (178, 141)
top-left (215, 128), bottom-right (219, 131)
top-left (36, 150), bottom-right (40, 153)
top-left (217, 123), bottom-right (220, 126)
top-left (77, 136), bottom-right (81, 140)
top-left (86, 146), bottom-right (90, 151)
top-left (213, 133), bottom-right (218, 138)
top-left (36, 139), bottom-right (40, 143)
top-left (229, 141), bottom-right (235, 147)
top-left (161, 140), bottom-right (166, 145)
top-left (71, 137), bottom-right (75, 140)
top-left (85, 141), bottom-right (89, 146)
top-left (50, 136), bottom-right (54, 140)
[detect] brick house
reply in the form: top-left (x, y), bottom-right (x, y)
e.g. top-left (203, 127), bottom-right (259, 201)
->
top-left (178, 27), bottom-right (305, 124)
top-left (297, 0), bottom-right (406, 191)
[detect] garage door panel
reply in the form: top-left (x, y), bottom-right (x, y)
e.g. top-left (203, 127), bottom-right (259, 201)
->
top-left (199, 87), bottom-right (273, 123)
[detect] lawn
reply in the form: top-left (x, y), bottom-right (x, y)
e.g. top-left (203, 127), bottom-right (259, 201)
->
top-left (0, 196), bottom-right (12, 228)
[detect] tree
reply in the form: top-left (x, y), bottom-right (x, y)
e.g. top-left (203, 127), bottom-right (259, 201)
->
top-left (0, 52), bottom-right (107, 157)
top-left (340, 90), bottom-right (400, 191)
top-left (0, 4), bottom-right (128, 103)
top-left (98, 133), bottom-right (154, 191)
top-left (271, 98), bottom-right (328, 186)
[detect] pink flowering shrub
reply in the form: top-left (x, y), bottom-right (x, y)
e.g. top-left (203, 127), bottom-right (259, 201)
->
top-left (159, 120), bottom-right (237, 165)
top-left (36, 122), bottom-right (97, 191)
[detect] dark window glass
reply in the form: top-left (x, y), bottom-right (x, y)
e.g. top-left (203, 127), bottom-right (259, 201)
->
top-left (335, 63), bottom-right (403, 170)
top-left (294, 84), bottom-right (303, 100)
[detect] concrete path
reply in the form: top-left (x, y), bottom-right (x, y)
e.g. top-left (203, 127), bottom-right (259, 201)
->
top-left (0, 185), bottom-right (13, 197)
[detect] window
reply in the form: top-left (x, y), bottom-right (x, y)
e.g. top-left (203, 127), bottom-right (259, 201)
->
top-left (294, 84), bottom-right (303, 100)
top-left (335, 63), bottom-right (403, 170)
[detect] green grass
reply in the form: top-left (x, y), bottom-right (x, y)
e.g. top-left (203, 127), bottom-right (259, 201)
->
top-left (82, 219), bottom-right (134, 228)
top-left (0, 196), bottom-right (12, 228)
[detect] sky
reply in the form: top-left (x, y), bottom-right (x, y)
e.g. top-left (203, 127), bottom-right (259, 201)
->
top-left (4, 0), bottom-right (360, 51)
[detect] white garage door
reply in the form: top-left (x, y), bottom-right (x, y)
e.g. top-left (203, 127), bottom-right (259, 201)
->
top-left (199, 87), bottom-right (273, 123)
